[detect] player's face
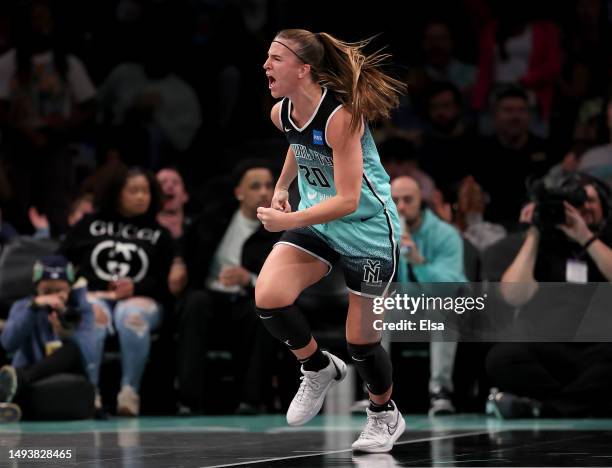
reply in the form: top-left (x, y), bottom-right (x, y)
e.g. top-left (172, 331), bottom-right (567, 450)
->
top-left (157, 168), bottom-right (188, 212)
top-left (391, 177), bottom-right (422, 225)
top-left (236, 168), bottom-right (274, 213)
top-left (119, 175), bottom-right (151, 217)
top-left (263, 40), bottom-right (303, 98)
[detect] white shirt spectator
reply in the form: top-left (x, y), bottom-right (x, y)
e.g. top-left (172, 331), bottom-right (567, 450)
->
top-left (0, 48), bottom-right (95, 128)
top-left (98, 63), bottom-right (201, 151)
top-left (206, 209), bottom-right (261, 294)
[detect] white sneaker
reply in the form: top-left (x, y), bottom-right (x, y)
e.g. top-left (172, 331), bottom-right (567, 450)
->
top-left (428, 397), bottom-right (456, 417)
top-left (352, 402), bottom-right (406, 453)
top-left (117, 385), bottom-right (140, 417)
top-left (286, 351), bottom-right (347, 426)
top-left (94, 392), bottom-right (102, 410)
top-left (0, 402), bottom-right (21, 423)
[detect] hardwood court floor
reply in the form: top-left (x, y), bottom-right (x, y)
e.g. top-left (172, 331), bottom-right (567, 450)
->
top-left (0, 414), bottom-right (611, 467)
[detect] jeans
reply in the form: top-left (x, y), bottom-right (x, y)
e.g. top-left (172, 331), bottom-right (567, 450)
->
top-left (89, 297), bottom-right (162, 391)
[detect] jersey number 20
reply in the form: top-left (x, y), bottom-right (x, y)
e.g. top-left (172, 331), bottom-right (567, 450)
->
top-left (299, 164), bottom-right (330, 188)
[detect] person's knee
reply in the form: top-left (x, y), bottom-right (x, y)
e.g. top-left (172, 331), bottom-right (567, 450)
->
top-left (254, 305), bottom-right (311, 350)
top-left (125, 312), bottom-right (148, 334)
top-left (346, 328), bottom-right (380, 345)
top-left (116, 299), bottom-right (158, 337)
top-left (93, 304), bottom-right (109, 328)
top-left (254, 279), bottom-right (297, 309)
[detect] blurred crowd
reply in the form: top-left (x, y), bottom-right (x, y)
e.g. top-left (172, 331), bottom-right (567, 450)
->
top-left (1, 0), bottom-right (612, 420)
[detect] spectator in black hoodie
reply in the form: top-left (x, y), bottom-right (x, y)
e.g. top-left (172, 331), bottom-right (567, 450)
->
top-left (60, 167), bottom-right (174, 416)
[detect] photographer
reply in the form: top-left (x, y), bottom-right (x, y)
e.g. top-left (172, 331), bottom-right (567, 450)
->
top-left (0, 256), bottom-right (95, 421)
top-left (489, 173), bottom-right (612, 418)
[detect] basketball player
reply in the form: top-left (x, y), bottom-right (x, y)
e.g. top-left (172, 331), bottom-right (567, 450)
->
top-left (256, 29), bottom-right (406, 453)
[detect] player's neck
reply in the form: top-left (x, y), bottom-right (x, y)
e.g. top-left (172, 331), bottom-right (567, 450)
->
top-left (289, 84), bottom-right (323, 127)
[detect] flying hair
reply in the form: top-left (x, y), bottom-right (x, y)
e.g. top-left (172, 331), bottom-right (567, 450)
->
top-left (274, 29), bottom-right (406, 133)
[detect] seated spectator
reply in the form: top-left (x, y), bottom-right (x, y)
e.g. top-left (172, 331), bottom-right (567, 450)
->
top-left (420, 20), bottom-right (476, 96)
top-left (476, 86), bottom-right (552, 227)
top-left (156, 167), bottom-right (192, 296)
top-left (97, 32), bottom-right (201, 169)
top-left (177, 159), bottom-right (280, 414)
top-left (577, 96), bottom-right (612, 189)
top-left (0, 208), bottom-right (18, 247)
top-left (0, 0), bottom-right (96, 236)
top-left (490, 173), bottom-right (612, 418)
top-left (379, 138), bottom-right (436, 203)
top-left (391, 176), bottom-right (467, 416)
top-left (156, 167), bottom-right (193, 242)
top-left (472, 0), bottom-right (562, 135)
top-left (451, 176), bottom-right (506, 252)
top-left (0, 256), bottom-right (95, 422)
top-left (551, 0), bottom-right (611, 153)
top-left (544, 140), bottom-right (593, 188)
top-left (418, 82), bottom-right (481, 195)
top-left (59, 167), bottom-right (174, 416)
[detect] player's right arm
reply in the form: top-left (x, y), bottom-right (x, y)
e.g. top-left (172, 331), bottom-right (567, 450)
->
top-left (271, 101), bottom-right (296, 213)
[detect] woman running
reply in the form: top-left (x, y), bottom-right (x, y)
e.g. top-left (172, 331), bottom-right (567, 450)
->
top-left (256, 29), bottom-right (405, 453)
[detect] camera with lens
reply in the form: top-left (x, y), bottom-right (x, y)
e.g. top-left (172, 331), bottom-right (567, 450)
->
top-left (529, 176), bottom-right (588, 231)
top-left (40, 291), bottom-right (82, 331)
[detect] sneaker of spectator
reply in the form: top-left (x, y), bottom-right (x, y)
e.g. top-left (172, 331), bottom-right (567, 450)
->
top-left (488, 390), bottom-right (541, 419)
top-left (235, 402), bottom-right (260, 416)
top-left (0, 366), bottom-right (21, 423)
top-left (93, 392), bottom-right (109, 420)
top-left (429, 386), bottom-right (456, 417)
top-left (350, 399), bottom-right (370, 414)
top-left (0, 403), bottom-right (21, 423)
top-left (117, 384), bottom-right (140, 417)
top-left (0, 365), bottom-right (17, 403)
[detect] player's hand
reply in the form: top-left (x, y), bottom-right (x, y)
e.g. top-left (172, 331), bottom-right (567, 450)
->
top-left (271, 188), bottom-right (291, 213)
top-left (257, 207), bottom-right (294, 232)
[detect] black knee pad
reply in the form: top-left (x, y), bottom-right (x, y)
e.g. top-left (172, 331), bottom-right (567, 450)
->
top-left (255, 305), bottom-right (311, 350)
top-left (347, 341), bottom-right (393, 395)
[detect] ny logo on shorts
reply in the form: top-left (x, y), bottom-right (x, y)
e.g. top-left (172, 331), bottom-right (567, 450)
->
top-left (363, 259), bottom-right (382, 283)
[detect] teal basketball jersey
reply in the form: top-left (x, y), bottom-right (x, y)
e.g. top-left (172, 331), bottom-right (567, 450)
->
top-left (279, 87), bottom-right (398, 227)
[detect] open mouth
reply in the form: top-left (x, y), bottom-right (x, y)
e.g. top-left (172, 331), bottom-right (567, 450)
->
top-left (267, 75), bottom-right (276, 89)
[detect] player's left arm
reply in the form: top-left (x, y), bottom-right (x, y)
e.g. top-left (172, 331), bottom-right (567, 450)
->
top-left (257, 108), bottom-right (363, 231)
